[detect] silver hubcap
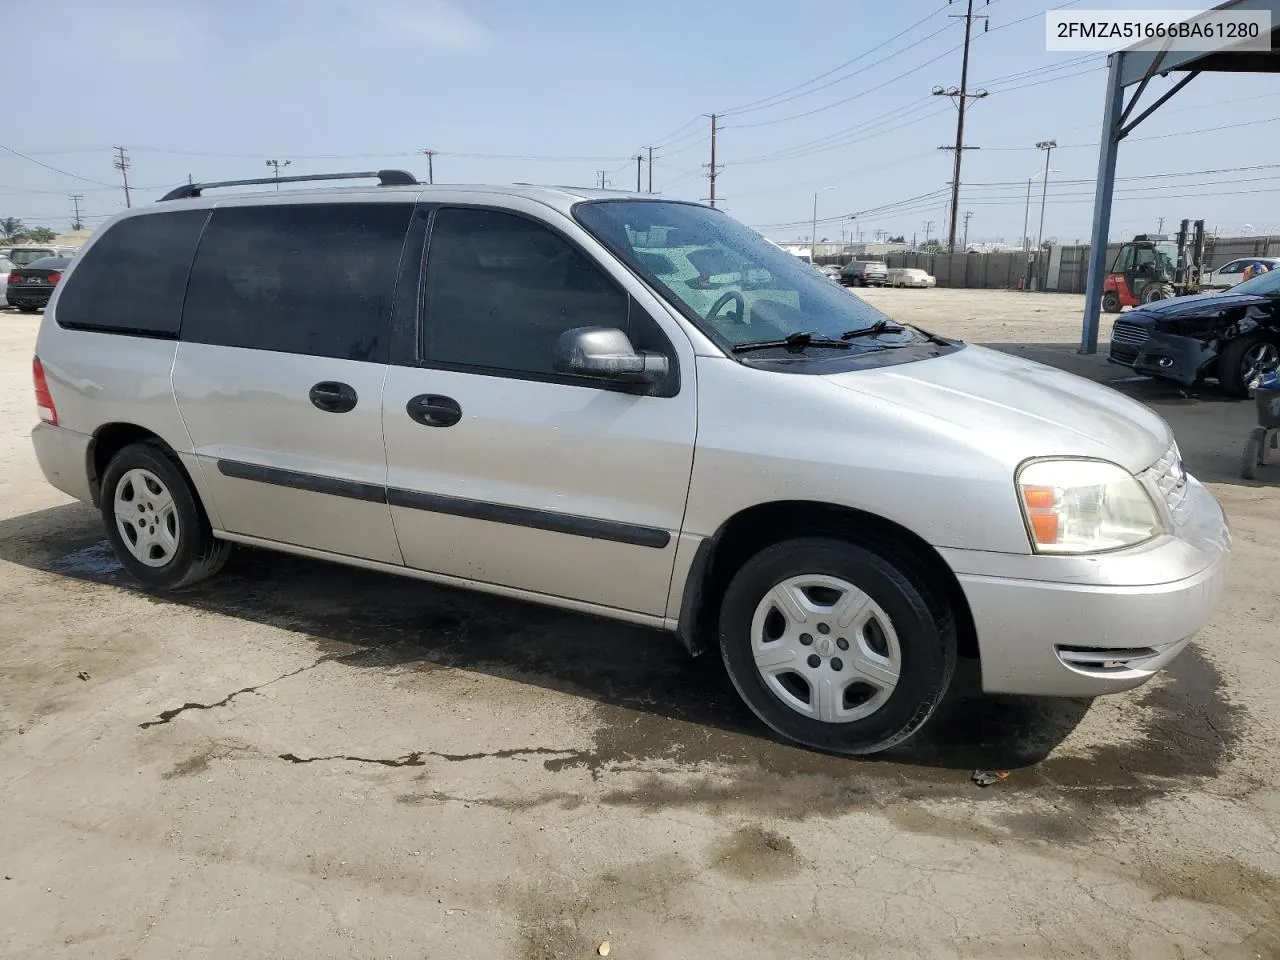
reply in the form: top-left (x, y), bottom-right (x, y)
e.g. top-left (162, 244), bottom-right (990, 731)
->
top-left (113, 468), bottom-right (180, 567)
top-left (1242, 342), bottom-right (1279, 391)
top-left (749, 574), bottom-right (901, 723)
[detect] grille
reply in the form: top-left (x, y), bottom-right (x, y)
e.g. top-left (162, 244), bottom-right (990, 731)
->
top-left (1145, 442), bottom-right (1191, 525)
top-left (1111, 321), bottom-right (1151, 347)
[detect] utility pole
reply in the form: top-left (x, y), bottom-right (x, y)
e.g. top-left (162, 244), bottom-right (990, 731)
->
top-left (596, 170), bottom-right (611, 190)
top-left (266, 159), bottom-right (291, 190)
top-left (646, 146), bottom-right (654, 193)
top-left (1157, 216), bottom-right (1165, 234)
top-left (636, 155), bottom-right (643, 193)
top-left (1035, 139), bottom-right (1056, 254)
top-left (706, 114), bottom-right (720, 207)
top-left (187, 173), bottom-right (194, 185)
top-left (422, 149), bottom-right (436, 184)
top-left (1022, 178), bottom-right (1032, 254)
top-left (923, 220), bottom-right (934, 246)
top-left (69, 194), bottom-right (85, 231)
top-left (962, 210), bottom-right (974, 251)
top-left (933, 0), bottom-right (990, 253)
top-left (113, 146), bottom-right (132, 208)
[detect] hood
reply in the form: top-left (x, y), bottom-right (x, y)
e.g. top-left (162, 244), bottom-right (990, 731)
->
top-left (1129, 290), bottom-right (1273, 321)
top-left (822, 345), bottom-right (1171, 473)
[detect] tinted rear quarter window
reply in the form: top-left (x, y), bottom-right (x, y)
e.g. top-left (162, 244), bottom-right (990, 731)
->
top-left (55, 211), bottom-right (209, 336)
top-left (181, 203), bottom-right (411, 362)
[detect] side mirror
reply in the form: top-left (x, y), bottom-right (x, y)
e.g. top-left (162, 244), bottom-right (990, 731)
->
top-left (553, 326), bottom-right (669, 384)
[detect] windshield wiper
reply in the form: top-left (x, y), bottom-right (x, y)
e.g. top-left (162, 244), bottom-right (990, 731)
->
top-left (731, 331), bottom-right (852, 354)
top-left (840, 319), bottom-right (905, 340)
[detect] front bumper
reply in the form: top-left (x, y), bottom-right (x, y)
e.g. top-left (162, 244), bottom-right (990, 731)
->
top-left (1108, 328), bottom-right (1217, 386)
top-left (942, 477), bottom-right (1230, 697)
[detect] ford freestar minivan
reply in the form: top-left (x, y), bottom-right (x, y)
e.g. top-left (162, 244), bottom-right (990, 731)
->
top-left (30, 171), bottom-right (1231, 755)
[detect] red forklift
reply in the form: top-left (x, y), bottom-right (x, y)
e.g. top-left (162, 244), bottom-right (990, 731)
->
top-left (1101, 219), bottom-right (1205, 312)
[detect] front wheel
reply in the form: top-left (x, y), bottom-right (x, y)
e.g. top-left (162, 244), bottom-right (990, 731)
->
top-left (718, 537), bottom-right (956, 755)
top-left (101, 441), bottom-right (231, 589)
top-left (1141, 283), bottom-right (1174, 304)
top-left (1101, 291), bottom-right (1121, 313)
top-left (1219, 334), bottom-right (1279, 398)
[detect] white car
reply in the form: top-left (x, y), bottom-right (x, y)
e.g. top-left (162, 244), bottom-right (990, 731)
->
top-left (888, 267), bottom-right (936, 288)
top-left (1201, 256), bottom-right (1280, 290)
top-left (0, 256), bottom-right (14, 307)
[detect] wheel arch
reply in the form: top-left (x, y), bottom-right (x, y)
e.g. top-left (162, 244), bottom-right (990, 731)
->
top-left (675, 500), bottom-right (978, 662)
top-left (87, 423), bottom-right (203, 513)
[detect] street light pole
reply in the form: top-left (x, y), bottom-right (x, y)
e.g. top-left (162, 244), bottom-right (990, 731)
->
top-left (1035, 139), bottom-right (1056, 254)
top-left (266, 159), bottom-right (291, 190)
top-left (1022, 178), bottom-right (1032, 255)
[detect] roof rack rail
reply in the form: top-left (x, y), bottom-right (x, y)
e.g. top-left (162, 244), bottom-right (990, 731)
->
top-left (158, 169), bottom-right (419, 202)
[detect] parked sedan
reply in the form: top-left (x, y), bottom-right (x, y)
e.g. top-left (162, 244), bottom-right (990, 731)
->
top-left (6, 255), bottom-right (70, 313)
top-left (887, 267), bottom-right (937, 288)
top-left (1109, 266), bottom-right (1280, 396)
top-left (1201, 256), bottom-right (1280, 290)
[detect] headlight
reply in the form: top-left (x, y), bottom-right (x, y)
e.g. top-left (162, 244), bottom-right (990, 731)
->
top-left (1016, 458), bottom-right (1165, 554)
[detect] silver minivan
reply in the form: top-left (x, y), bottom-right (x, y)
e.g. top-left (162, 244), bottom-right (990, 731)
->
top-left (30, 172), bottom-right (1230, 755)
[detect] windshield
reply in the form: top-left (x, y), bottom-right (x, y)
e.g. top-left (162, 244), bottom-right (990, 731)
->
top-left (573, 200), bottom-right (933, 354)
top-left (1228, 266), bottom-right (1280, 296)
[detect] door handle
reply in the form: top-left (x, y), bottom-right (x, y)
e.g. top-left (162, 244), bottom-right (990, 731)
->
top-left (406, 394), bottom-right (462, 428)
top-left (309, 381), bottom-right (358, 413)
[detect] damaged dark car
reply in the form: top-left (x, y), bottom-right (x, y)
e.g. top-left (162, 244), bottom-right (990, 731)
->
top-left (1109, 267), bottom-right (1280, 396)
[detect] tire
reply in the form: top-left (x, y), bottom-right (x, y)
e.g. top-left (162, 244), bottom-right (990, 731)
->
top-left (1241, 428), bottom-right (1266, 480)
top-left (1218, 334), bottom-right (1280, 398)
top-left (100, 441), bottom-right (231, 589)
top-left (18, 305), bottom-right (39, 313)
top-left (718, 537), bottom-right (956, 756)
top-left (1141, 283), bottom-right (1174, 304)
top-left (1101, 291), bottom-right (1121, 313)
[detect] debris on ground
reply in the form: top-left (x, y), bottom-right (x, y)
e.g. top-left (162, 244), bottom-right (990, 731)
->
top-left (598, 940), bottom-right (611, 956)
top-left (971, 770), bottom-right (1011, 788)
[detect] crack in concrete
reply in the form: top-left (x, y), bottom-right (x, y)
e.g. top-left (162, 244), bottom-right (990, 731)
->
top-left (137, 642), bottom-right (406, 730)
top-left (279, 752), bottom-right (427, 768)
top-left (138, 658), bottom-right (326, 729)
top-left (431, 747), bottom-right (582, 762)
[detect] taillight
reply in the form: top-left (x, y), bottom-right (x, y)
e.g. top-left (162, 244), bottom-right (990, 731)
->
top-left (33, 356), bottom-right (57, 425)
top-left (46, 272), bottom-right (62, 285)
top-left (6, 271), bottom-right (17, 285)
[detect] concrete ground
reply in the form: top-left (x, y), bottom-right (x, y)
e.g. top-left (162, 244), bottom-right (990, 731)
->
top-left (2, 290), bottom-right (1278, 960)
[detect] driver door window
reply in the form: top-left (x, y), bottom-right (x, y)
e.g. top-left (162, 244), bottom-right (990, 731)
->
top-left (422, 207), bottom-right (628, 376)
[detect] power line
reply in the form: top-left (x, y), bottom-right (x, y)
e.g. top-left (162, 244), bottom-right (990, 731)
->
top-left (717, 7), bottom-right (947, 117)
top-left (0, 141), bottom-right (117, 187)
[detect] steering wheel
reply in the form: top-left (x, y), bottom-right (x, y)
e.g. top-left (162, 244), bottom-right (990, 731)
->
top-left (706, 290), bottom-right (746, 324)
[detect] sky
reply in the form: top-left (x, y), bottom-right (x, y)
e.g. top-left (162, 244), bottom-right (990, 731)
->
top-left (3, 0), bottom-right (1278, 246)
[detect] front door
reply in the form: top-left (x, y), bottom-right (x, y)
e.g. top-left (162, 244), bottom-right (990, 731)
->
top-left (173, 199), bottom-right (414, 564)
top-left (382, 203), bottom-right (697, 617)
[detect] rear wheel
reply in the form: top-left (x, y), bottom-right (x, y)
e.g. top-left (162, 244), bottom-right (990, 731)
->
top-left (718, 537), bottom-right (956, 755)
top-left (1219, 334), bottom-right (1279, 398)
top-left (101, 442), bottom-right (231, 589)
top-left (1101, 291), bottom-right (1121, 313)
top-left (17, 305), bottom-right (39, 313)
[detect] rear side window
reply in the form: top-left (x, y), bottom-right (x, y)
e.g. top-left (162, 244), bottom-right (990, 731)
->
top-left (55, 212), bottom-right (208, 336)
top-left (182, 203), bottom-right (411, 362)
top-left (422, 207), bottom-right (628, 375)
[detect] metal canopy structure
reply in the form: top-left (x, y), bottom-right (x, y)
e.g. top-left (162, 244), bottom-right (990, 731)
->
top-left (1079, 0), bottom-right (1280, 353)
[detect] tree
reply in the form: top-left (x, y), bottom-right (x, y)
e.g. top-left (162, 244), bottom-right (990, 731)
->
top-left (887, 235), bottom-right (906, 244)
top-left (26, 226), bottom-right (57, 243)
top-left (0, 217), bottom-right (27, 242)
top-left (920, 239), bottom-right (944, 254)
